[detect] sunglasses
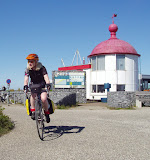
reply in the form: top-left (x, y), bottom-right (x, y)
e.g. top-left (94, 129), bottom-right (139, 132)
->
top-left (28, 60), bottom-right (35, 63)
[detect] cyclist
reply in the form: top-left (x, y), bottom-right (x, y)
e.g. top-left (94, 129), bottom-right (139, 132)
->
top-left (24, 53), bottom-right (51, 123)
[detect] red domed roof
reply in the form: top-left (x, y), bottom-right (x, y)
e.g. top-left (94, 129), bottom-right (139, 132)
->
top-left (88, 23), bottom-right (140, 57)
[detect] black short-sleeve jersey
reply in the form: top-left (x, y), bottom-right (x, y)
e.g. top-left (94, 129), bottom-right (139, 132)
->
top-left (25, 66), bottom-right (47, 84)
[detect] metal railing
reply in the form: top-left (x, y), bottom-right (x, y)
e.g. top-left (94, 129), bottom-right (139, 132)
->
top-left (0, 91), bottom-right (25, 105)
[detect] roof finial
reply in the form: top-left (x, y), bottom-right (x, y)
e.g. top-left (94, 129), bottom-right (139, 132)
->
top-left (109, 14), bottom-right (118, 39)
top-left (112, 14), bottom-right (117, 24)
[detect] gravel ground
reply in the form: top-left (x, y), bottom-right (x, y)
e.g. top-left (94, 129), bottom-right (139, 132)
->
top-left (0, 103), bottom-right (150, 160)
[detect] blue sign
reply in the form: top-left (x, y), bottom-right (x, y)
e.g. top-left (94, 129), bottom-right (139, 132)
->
top-left (6, 79), bottom-right (11, 84)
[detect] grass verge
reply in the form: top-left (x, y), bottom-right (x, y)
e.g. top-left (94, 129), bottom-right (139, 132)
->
top-left (56, 103), bottom-right (79, 109)
top-left (107, 106), bottom-right (136, 110)
top-left (0, 106), bottom-right (14, 137)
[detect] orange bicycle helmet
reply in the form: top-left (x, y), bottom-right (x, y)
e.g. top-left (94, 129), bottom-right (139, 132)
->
top-left (26, 54), bottom-right (39, 61)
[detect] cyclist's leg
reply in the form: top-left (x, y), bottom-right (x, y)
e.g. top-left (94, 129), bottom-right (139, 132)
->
top-left (30, 92), bottom-right (37, 120)
top-left (41, 92), bottom-right (48, 112)
top-left (30, 93), bottom-right (36, 110)
top-left (41, 92), bottom-right (50, 123)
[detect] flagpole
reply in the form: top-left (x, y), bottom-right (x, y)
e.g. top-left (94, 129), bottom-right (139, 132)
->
top-left (112, 14), bottom-right (117, 24)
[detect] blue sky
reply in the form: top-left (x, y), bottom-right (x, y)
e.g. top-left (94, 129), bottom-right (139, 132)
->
top-left (0, 0), bottom-right (149, 89)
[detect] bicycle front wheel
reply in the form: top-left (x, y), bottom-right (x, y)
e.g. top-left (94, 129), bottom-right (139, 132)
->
top-left (35, 100), bottom-right (45, 140)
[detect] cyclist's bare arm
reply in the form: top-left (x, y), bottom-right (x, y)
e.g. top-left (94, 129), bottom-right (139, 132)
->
top-left (44, 74), bottom-right (51, 91)
top-left (24, 75), bottom-right (29, 86)
top-left (44, 74), bottom-right (50, 84)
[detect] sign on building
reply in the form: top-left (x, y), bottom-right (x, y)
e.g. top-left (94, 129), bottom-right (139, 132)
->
top-left (54, 71), bottom-right (85, 88)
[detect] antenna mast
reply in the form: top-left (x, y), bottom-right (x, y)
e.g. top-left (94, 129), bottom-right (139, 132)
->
top-left (71, 49), bottom-right (82, 66)
top-left (61, 58), bottom-right (65, 67)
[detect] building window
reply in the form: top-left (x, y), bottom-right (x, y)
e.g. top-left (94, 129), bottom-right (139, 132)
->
top-left (89, 58), bottom-right (91, 64)
top-left (97, 85), bottom-right (105, 93)
top-left (92, 57), bottom-right (96, 71)
top-left (116, 55), bottom-right (125, 70)
top-left (97, 55), bottom-right (105, 70)
top-left (117, 85), bottom-right (125, 91)
top-left (92, 55), bottom-right (105, 71)
top-left (92, 85), bottom-right (105, 93)
top-left (92, 85), bottom-right (96, 93)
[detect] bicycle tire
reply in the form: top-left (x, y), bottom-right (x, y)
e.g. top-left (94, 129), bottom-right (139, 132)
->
top-left (35, 99), bottom-right (45, 140)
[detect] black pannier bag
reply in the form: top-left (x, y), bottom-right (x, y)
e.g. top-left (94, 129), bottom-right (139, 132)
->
top-left (47, 98), bottom-right (55, 114)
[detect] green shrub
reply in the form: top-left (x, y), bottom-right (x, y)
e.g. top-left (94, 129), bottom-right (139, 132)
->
top-left (0, 106), bottom-right (14, 136)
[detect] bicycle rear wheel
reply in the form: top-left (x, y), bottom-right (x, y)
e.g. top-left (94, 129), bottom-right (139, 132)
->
top-left (35, 100), bottom-right (45, 140)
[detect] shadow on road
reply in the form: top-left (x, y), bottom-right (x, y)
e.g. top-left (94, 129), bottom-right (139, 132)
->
top-left (43, 125), bottom-right (85, 141)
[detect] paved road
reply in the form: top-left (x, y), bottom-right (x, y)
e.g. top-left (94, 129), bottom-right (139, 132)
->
top-left (0, 103), bottom-right (150, 160)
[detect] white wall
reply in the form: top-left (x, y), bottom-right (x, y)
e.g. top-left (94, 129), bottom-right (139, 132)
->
top-left (84, 69), bottom-right (91, 99)
top-left (125, 55), bottom-right (139, 91)
top-left (87, 54), bottom-right (139, 100)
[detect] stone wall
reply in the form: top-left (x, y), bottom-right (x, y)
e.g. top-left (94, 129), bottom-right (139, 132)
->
top-left (135, 91), bottom-right (150, 106)
top-left (49, 92), bottom-right (76, 106)
top-left (2, 90), bottom-right (150, 108)
top-left (107, 91), bottom-right (150, 108)
top-left (107, 91), bottom-right (136, 108)
top-left (50, 88), bottom-right (86, 104)
top-left (0, 89), bottom-right (84, 107)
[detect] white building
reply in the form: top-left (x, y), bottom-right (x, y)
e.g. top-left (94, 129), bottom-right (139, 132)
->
top-left (58, 21), bottom-right (140, 101)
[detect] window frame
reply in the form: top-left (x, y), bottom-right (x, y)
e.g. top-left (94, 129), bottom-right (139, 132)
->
top-left (117, 84), bottom-right (125, 91)
top-left (91, 56), bottom-right (96, 71)
top-left (92, 84), bottom-right (105, 93)
top-left (92, 85), bottom-right (96, 93)
top-left (97, 85), bottom-right (105, 93)
top-left (91, 55), bottom-right (105, 71)
top-left (97, 55), bottom-right (105, 70)
top-left (116, 55), bottom-right (125, 70)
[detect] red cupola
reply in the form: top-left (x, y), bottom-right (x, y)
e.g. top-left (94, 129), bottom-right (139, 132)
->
top-left (88, 15), bottom-right (140, 57)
